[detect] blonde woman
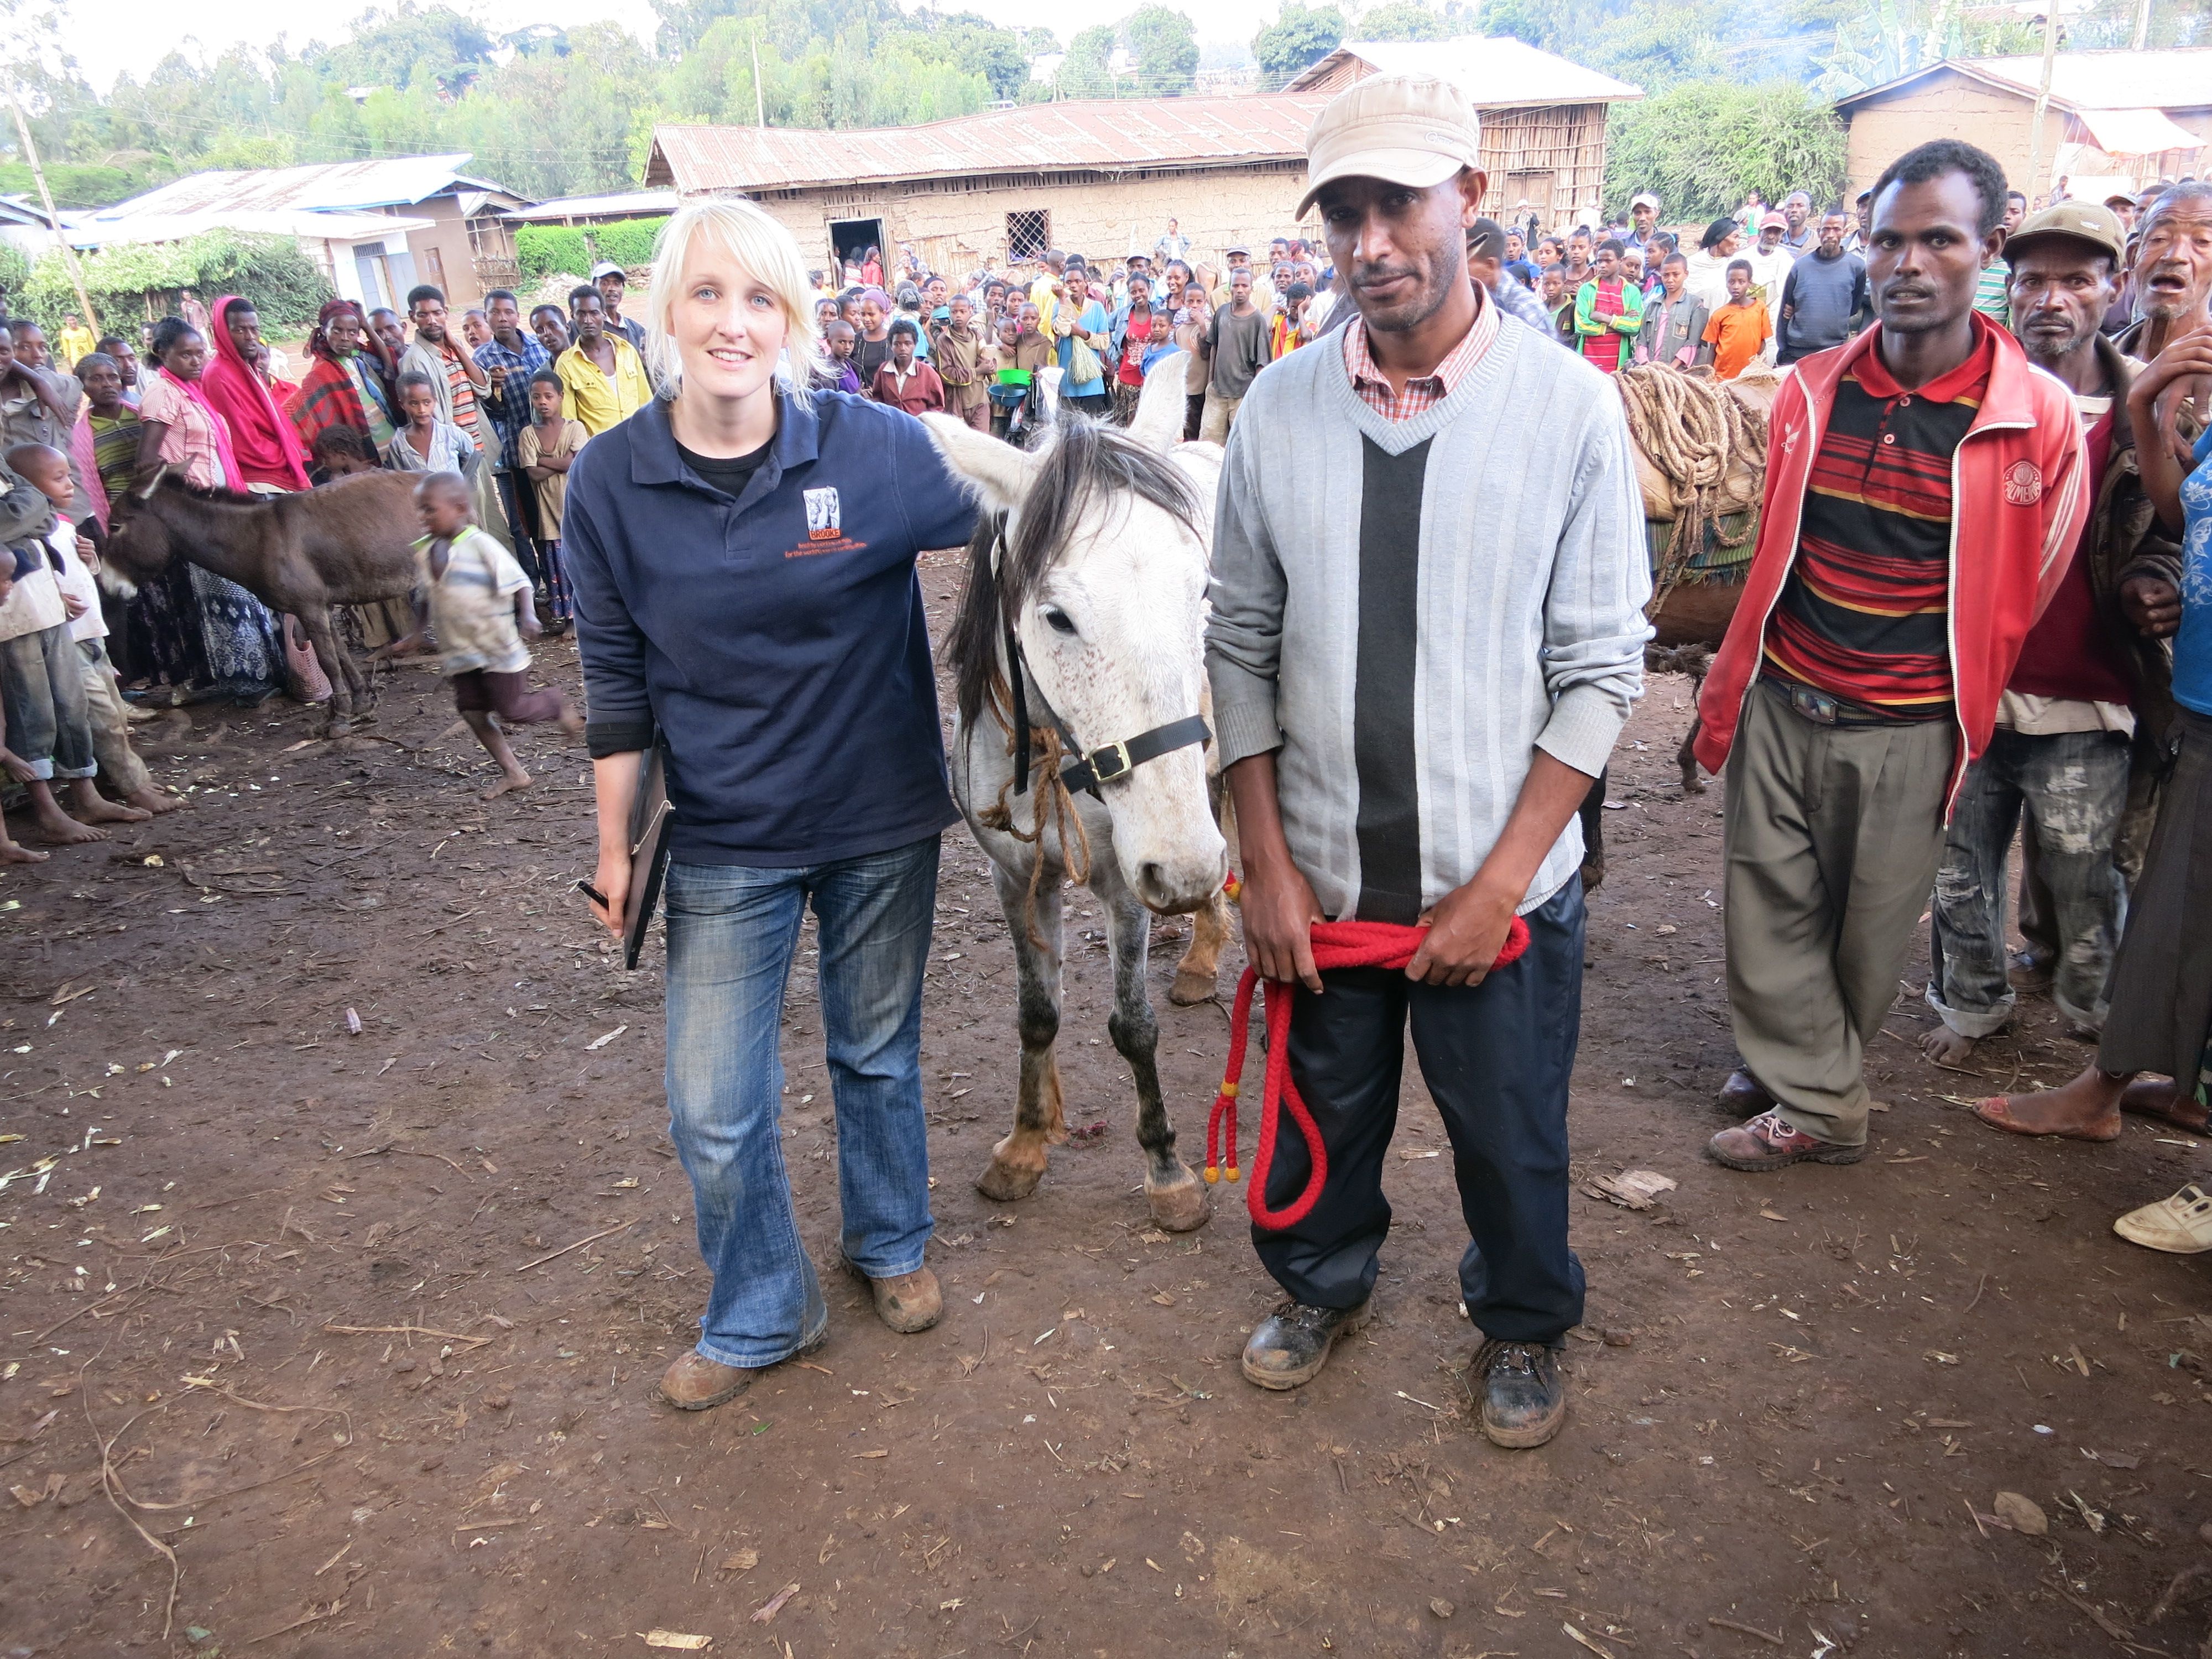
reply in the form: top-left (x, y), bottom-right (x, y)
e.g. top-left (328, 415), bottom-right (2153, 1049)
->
top-left (564, 199), bottom-right (979, 1411)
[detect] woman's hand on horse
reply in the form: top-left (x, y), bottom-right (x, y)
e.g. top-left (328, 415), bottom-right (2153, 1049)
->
top-left (591, 846), bottom-right (632, 941)
top-left (1407, 878), bottom-right (1520, 988)
top-left (1240, 856), bottom-right (1324, 993)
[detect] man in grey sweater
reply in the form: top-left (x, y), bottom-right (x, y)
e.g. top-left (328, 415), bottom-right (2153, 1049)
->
top-left (1206, 72), bottom-right (1651, 1449)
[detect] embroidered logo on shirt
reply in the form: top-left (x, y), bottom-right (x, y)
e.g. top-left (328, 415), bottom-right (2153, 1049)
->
top-left (2002, 460), bottom-right (2043, 506)
top-left (804, 487), bottom-right (842, 541)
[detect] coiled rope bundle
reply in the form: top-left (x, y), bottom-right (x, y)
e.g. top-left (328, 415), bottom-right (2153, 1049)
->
top-left (1206, 911), bottom-right (1531, 1230)
top-left (1615, 365), bottom-right (1770, 610)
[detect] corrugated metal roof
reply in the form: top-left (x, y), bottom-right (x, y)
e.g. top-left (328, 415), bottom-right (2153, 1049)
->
top-left (1835, 49), bottom-right (2212, 113)
top-left (504, 188), bottom-right (679, 223)
top-left (1285, 39), bottom-right (1644, 106)
top-left (648, 96), bottom-right (1330, 194)
top-left (69, 208), bottom-right (437, 250)
top-left (90, 154), bottom-right (529, 221)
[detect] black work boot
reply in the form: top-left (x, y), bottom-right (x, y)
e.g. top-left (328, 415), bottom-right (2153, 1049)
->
top-left (1473, 1338), bottom-right (1566, 1448)
top-left (1240, 1298), bottom-right (1372, 1391)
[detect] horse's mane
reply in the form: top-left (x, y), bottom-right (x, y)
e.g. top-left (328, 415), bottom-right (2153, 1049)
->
top-left (941, 414), bottom-right (1204, 728)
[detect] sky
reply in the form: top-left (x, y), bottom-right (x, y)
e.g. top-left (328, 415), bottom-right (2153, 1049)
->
top-left (59, 0), bottom-right (1278, 92)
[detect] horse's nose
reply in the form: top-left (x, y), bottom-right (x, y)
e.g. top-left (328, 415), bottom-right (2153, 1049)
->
top-left (1137, 852), bottom-right (1225, 915)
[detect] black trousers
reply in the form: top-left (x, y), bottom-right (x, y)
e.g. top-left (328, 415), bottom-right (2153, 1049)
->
top-left (1253, 880), bottom-right (1587, 1344)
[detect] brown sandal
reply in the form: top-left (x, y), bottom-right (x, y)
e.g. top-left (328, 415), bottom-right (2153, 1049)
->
top-left (1971, 1095), bottom-right (2123, 1142)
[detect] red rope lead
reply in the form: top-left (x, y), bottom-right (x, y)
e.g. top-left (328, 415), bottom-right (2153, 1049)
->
top-left (1206, 911), bottom-right (1532, 1231)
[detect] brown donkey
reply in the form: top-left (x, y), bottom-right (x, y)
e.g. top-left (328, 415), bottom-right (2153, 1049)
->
top-left (101, 470), bottom-right (423, 728)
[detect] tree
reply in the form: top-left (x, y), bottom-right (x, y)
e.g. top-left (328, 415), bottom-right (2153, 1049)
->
top-left (1253, 1), bottom-right (1344, 84)
top-left (1123, 7), bottom-right (1199, 93)
top-left (1357, 1), bottom-right (1456, 40)
top-left (1603, 80), bottom-right (1846, 222)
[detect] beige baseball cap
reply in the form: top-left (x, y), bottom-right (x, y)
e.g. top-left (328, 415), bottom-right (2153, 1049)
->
top-left (1297, 73), bottom-right (1483, 219)
top-left (2004, 200), bottom-right (2127, 268)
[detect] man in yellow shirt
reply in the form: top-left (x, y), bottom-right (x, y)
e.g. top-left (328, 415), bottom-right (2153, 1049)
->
top-left (1027, 252), bottom-right (1064, 335)
top-left (554, 285), bottom-right (651, 436)
top-left (55, 312), bottom-right (97, 371)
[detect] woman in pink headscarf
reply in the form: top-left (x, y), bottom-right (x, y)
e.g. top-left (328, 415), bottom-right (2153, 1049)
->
top-left (199, 295), bottom-right (311, 490)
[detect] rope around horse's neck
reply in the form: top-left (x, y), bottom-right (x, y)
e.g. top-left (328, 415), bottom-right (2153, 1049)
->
top-left (1206, 911), bottom-right (1531, 1232)
top-left (975, 671), bottom-right (1093, 948)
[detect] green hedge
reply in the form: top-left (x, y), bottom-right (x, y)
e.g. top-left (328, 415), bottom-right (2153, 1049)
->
top-left (589, 218), bottom-right (667, 270)
top-left (517, 225), bottom-right (590, 281)
top-left (22, 229), bottom-right (332, 338)
top-left (514, 217), bottom-right (669, 283)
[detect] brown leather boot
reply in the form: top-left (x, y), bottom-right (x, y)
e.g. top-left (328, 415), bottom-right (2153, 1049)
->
top-left (849, 1264), bottom-right (942, 1333)
top-left (657, 1351), bottom-right (760, 1412)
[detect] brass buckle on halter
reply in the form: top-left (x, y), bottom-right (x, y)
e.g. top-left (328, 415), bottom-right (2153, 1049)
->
top-left (1088, 740), bottom-right (1133, 782)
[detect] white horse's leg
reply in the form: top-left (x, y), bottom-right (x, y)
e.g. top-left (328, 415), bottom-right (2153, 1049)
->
top-left (975, 856), bottom-right (1068, 1204)
top-left (1169, 748), bottom-right (1230, 1005)
top-left (1093, 858), bottom-right (1210, 1232)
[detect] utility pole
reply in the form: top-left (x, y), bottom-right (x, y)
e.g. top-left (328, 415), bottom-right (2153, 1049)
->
top-left (7, 91), bottom-right (96, 331)
top-left (750, 23), bottom-right (766, 128)
top-left (2024, 0), bottom-right (2062, 206)
top-left (2133, 0), bottom-right (2152, 49)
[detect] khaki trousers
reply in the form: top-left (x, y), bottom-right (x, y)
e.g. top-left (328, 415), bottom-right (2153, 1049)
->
top-left (1723, 681), bottom-right (1955, 1145)
top-left (77, 638), bottom-right (152, 798)
top-left (1198, 390), bottom-right (1241, 444)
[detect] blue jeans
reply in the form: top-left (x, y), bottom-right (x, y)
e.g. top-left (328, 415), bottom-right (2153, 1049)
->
top-left (664, 834), bottom-right (940, 1368)
top-left (0, 623), bottom-right (96, 781)
top-left (1928, 726), bottom-right (2130, 1035)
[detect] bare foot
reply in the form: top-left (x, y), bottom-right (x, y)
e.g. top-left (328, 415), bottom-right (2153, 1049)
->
top-left (557, 703), bottom-right (586, 736)
top-left (68, 785), bottom-right (152, 825)
top-left (31, 807), bottom-right (106, 845)
top-left (482, 770), bottom-right (532, 801)
top-left (0, 838), bottom-right (49, 864)
top-left (124, 787), bottom-right (186, 816)
top-left (1973, 1064), bottom-right (2127, 1141)
top-left (1920, 1026), bottom-right (1979, 1068)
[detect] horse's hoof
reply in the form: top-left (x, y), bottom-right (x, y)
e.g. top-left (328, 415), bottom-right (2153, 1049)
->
top-left (1579, 859), bottom-right (1604, 893)
top-left (976, 1157), bottom-right (1045, 1203)
top-left (1680, 773), bottom-right (1705, 795)
top-left (1168, 968), bottom-right (1217, 1006)
top-left (1145, 1168), bottom-right (1211, 1232)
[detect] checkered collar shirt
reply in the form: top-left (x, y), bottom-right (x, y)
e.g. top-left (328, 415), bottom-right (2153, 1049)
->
top-left (1340, 284), bottom-right (1500, 421)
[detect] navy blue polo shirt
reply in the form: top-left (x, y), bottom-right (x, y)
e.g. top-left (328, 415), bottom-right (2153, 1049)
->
top-left (564, 391), bottom-right (978, 867)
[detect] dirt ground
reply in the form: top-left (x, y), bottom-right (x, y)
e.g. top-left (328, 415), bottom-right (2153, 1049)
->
top-left (4, 548), bottom-right (2211, 1659)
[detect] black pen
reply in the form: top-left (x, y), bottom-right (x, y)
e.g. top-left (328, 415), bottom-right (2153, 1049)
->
top-left (575, 878), bottom-right (609, 908)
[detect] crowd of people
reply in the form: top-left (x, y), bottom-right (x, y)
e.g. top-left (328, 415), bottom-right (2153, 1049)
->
top-left (3, 65), bottom-right (2209, 1453)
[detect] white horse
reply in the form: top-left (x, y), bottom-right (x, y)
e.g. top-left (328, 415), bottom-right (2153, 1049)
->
top-left (922, 355), bottom-right (1231, 1232)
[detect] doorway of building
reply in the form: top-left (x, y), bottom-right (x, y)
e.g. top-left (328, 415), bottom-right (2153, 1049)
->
top-left (828, 218), bottom-right (886, 284)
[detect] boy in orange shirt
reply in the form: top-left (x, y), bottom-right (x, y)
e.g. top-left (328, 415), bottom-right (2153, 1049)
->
top-left (1701, 259), bottom-right (1773, 380)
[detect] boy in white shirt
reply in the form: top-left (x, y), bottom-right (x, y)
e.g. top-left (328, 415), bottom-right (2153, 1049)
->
top-left (0, 443), bottom-right (130, 844)
top-left (380, 472), bottom-right (580, 800)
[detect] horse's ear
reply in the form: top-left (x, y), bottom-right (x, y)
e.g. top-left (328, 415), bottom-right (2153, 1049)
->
top-left (920, 411), bottom-right (1038, 514)
top-left (1126, 352), bottom-right (1189, 455)
top-left (134, 462), bottom-right (169, 501)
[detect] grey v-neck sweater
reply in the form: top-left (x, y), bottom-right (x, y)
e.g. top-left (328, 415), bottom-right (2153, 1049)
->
top-left (1204, 316), bottom-right (1652, 922)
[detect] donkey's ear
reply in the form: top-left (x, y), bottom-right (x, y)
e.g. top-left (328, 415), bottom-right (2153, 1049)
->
top-left (920, 413), bottom-right (1038, 514)
top-left (1126, 352), bottom-right (1189, 455)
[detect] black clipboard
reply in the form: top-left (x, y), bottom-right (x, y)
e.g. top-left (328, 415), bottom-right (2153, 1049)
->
top-left (623, 743), bottom-right (672, 971)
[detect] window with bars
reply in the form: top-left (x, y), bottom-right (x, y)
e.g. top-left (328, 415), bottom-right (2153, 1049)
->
top-left (1006, 209), bottom-right (1051, 262)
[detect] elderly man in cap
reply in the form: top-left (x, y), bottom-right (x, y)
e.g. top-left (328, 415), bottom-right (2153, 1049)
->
top-left (1919, 201), bottom-right (2183, 1081)
top-left (1206, 71), bottom-right (1650, 1448)
top-left (2115, 181), bottom-right (2212, 364)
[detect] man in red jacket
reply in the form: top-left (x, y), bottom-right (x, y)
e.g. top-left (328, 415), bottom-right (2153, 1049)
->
top-left (1692, 139), bottom-right (2089, 1173)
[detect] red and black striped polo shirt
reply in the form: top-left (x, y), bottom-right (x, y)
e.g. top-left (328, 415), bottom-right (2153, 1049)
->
top-left (1761, 327), bottom-right (1996, 721)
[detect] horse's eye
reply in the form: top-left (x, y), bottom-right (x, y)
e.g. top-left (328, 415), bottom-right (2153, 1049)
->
top-left (1042, 608), bottom-right (1077, 635)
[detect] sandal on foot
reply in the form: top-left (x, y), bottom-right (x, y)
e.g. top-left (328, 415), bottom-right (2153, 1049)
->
top-left (2113, 1185), bottom-right (2212, 1255)
top-left (1970, 1096), bottom-right (2122, 1142)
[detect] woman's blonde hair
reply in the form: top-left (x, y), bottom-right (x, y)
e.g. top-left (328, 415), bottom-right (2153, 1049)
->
top-left (642, 197), bottom-right (825, 401)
